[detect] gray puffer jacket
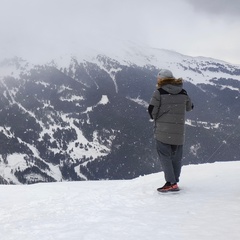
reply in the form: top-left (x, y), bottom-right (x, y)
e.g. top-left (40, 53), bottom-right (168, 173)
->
top-left (148, 78), bottom-right (193, 145)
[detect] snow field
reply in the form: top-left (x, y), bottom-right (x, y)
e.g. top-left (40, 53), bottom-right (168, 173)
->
top-left (0, 161), bottom-right (240, 240)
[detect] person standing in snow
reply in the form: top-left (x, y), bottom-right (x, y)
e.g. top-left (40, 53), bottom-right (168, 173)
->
top-left (148, 69), bottom-right (193, 192)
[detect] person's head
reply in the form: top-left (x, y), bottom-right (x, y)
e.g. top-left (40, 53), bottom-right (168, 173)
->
top-left (156, 69), bottom-right (175, 87)
top-left (157, 69), bottom-right (174, 80)
top-left (156, 69), bottom-right (183, 88)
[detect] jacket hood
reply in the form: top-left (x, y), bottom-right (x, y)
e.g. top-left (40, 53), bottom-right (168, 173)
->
top-left (157, 78), bottom-right (183, 94)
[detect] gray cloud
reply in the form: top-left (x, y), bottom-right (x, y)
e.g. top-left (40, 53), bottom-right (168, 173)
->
top-left (0, 0), bottom-right (240, 64)
top-left (185, 0), bottom-right (240, 19)
top-left (0, 0), bottom-right (151, 62)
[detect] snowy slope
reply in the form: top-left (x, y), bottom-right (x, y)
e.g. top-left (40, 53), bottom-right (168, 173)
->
top-left (0, 161), bottom-right (240, 240)
top-left (1, 41), bottom-right (240, 87)
top-left (50, 41), bottom-right (240, 86)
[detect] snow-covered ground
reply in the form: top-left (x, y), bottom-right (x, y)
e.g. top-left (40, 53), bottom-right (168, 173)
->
top-left (0, 161), bottom-right (240, 240)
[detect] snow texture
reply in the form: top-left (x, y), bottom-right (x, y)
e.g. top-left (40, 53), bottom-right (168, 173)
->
top-left (0, 161), bottom-right (240, 240)
top-left (49, 41), bottom-right (240, 87)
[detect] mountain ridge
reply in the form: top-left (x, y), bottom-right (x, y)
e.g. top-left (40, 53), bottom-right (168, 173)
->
top-left (0, 45), bottom-right (239, 184)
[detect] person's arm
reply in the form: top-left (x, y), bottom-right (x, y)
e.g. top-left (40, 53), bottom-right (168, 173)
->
top-left (148, 105), bottom-right (154, 119)
top-left (186, 95), bottom-right (194, 111)
top-left (148, 90), bottom-right (161, 120)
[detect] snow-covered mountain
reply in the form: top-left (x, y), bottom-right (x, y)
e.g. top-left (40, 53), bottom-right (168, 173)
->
top-left (0, 161), bottom-right (240, 240)
top-left (0, 43), bottom-right (239, 184)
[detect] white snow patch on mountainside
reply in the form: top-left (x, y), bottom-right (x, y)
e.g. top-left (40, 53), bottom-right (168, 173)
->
top-left (83, 95), bottom-right (109, 114)
top-left (0, 161), bottom-right (239, 240)
top-left (99, 95), bottom-right (109, 105)
top-left (185, 119), bottom-right (221, 129)
top-left (127, 96), bottom-right (149, 108)
top-left (0, 152), bottom-right (62, 184)
top-left (61, 113), bottom-right (110, 159)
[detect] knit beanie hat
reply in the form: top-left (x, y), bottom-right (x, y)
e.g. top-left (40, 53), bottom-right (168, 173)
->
top-left (157, 69), bottom-right (174, 79)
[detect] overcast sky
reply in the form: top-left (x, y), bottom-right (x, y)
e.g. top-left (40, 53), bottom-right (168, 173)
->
top-left (0, 0), bottom-right (240, 65)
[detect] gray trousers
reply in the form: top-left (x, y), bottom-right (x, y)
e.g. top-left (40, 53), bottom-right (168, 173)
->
top-left (156, 140), bottom-right (183, 183)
